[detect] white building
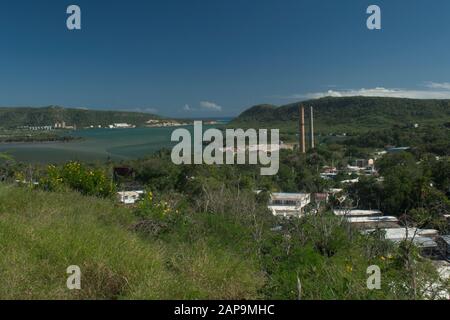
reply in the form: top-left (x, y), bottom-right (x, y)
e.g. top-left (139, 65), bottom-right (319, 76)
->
top-left (341, 178), bottom-right (359, 184)
top-left (334, 209), bottom-right (400, 229)
top-left (333, 209), bottom-right (383, 217)
top-left (383, 228), bottom-right (439, 240)
top-left (345, 216), bottom-right (399, 224)
top-left (362, 228), bottom-right (440, 258)
top-left (268, 193), bottom-right (311, 217)
top-left (117, 191), bottom-right (144, 204)
top-left (362, 227), bottom-right (439, 241)
top-left (110, 123), bottom-right (136, 129)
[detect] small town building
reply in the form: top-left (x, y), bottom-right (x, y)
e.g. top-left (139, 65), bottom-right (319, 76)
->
top-left (377, 227), bottom-right (439, 240)
top-left (337, 211), bottom-right (398, 229)
top-left (314, 193), bottom-right (329, 203)
top-left (333, 209), bottom-right (382, 217)
top-left (386, 146), bottom-right (411, 153)
top-left (117, 190), bottom-right (144, 204)
top-left (110, 123), bottom-right (136, 129)
top-left (363, 227), bottom-right (440, 257)
top-left (354, 159), bottom-right (374, 168)
top-left (320, 172), bottom-right (338, 180)
top-left (344, 216), bottom-right (399, 229)
top-left (341, 178), bottom-right (359, 184)
top-left (268, 193), bottom-right (311, 217)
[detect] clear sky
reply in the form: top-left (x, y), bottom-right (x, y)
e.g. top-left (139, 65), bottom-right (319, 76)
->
top-left (1, 0), bottom-right (450, 117)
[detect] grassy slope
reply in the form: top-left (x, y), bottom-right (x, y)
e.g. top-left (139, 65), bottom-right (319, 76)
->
top-left (0, 184), bottom-right (263, 299)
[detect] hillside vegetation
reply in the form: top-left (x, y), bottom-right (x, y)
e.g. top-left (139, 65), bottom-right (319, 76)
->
top-left (0, 184), bottom-right (263, 299)
top-left (0, 155), bottom-right (446, 299)
top-left (0, 106), bottom-right (160, 129)
top-left (230, 97), bottom-right (450, 139)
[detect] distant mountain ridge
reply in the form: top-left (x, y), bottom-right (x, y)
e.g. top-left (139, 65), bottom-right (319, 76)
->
top-left (231, 96), bottom-right (450, 133)
top-left (0, 106), bottom-right (161, 128)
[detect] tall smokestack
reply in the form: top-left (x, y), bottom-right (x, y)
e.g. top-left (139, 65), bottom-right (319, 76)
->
top-left (299, 105), bottom-right (306, 154)
top-left (310, 106), bottom-right (315, 149)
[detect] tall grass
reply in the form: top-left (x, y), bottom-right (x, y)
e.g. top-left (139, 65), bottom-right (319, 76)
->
top-left (0, 184), bottom-right (263, 299)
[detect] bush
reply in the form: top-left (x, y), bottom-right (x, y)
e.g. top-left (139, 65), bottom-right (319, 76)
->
top-left (40, 162), bottom-right (115, 198)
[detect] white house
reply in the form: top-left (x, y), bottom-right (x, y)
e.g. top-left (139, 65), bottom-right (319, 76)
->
top-left (268, 193), bottom-right (311, 217)
top-left (117, 191), bottom-right (144, 204)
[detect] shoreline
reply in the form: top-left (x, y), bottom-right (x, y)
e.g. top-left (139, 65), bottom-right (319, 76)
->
top-left (0, 137), bottom-right (83, 145)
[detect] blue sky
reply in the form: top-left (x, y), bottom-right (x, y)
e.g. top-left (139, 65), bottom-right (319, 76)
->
top-left (1, 0), bottom-right (450, 117)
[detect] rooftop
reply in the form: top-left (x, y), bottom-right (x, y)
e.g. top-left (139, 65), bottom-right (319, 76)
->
top-left (333, 209), bottom-right (382, 217)
top-left (390, 237), bottom-right (438, 248)
top-left (363, 227), bottom-right (439, 240)
top-left (270, 193), bottom-right (310, 201)
top-left (439, 235), bottom-right (450, 245)
top-left (345, 216), bottom-right (398, 224)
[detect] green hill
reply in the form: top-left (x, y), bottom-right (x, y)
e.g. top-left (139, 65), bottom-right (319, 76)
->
top-left (230, 96), bottom-right (450, 136)
top-left (0, 106), bottom-right (161, 129)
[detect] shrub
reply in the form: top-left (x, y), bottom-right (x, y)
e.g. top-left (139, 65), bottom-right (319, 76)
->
top-left (40, 162), bottom-right (115, 198)
top-left (134, 191), bottom-right (178, 221)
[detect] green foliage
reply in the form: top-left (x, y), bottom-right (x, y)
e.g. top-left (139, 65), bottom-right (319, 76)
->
top-left (0, 152), bottom-right (16, 181)
top-left (347, 176), bottom-right (383, 209)
top-left (346, 124), bottom-right (450, 156)
top-left (40, 161), bottom-right (115, 198)
top-left (0, 128), bottom-right (78, 143)
top-left (133, 155), bottom-right (183, 191)
top-left (231, 96), bottom-right (450, 139)
top-left (134, 191), bottom-right (178, 221)
top-left (0, 184), bottom-right (263, 299)
top-left (1, 105), bottom-right (449, 299)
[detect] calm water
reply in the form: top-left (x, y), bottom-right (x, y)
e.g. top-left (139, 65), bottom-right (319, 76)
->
top-left (0, 124), bottom-right (220, 163)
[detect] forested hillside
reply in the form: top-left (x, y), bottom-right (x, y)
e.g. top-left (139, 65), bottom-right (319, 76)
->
top-left (231, 97), bottom-right (450, 136)
top-left (0, 106), bottom-right (160, 128)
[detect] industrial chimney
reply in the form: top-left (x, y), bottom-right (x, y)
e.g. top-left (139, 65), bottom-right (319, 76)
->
top-left (299, 105), bottom-right (306, 153)
top-left (310, 106), bottom-right (315, 149)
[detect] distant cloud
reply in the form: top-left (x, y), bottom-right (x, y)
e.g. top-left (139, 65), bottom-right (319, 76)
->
top-left (200, 101), bottom-right (222, 111)
top-left (126, 107), bottom-right (159, 114)
top-left (424, 81), bottom-right (450, 90)
top-left (182, 101), bottom-right (223, 112)
top-left (284, 85), bottom-right (450, 100)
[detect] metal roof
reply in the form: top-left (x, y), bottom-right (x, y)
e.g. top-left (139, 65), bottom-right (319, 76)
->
top-left (333, 209), bottom-right (382, 217)
top-left (390, 237), bottom-right (438, 248)
top-left (346, 216), bottom-right (398, 223)
top-left (270, 193), bottom-right (310, 200)
top-left (363, 227), bottom-right (439, 240)
top-left (439, 235), bottom-right (450, 244)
